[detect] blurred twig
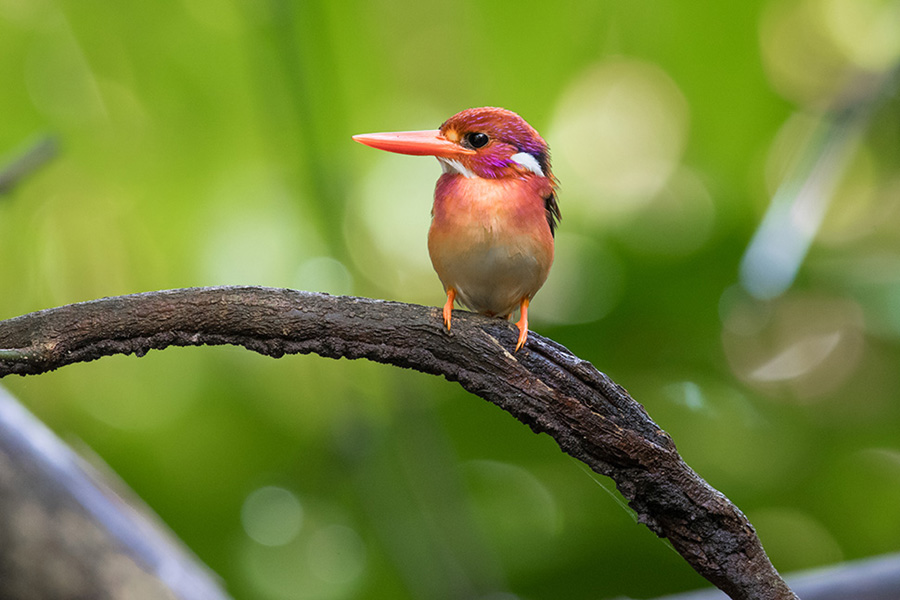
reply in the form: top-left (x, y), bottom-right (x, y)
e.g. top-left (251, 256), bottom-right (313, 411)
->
top-left (654, 552), bottom-right (900, 600)
top-left (0, 287), bottom-right (798, 600)
top-left (740, 65), bottom-right (900, 300)
top-left (0, 384), bottom-right (231, 600)
top-left (0, 135), bottom-right (59, 196)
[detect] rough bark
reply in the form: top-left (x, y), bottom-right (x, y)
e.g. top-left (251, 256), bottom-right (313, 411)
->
top-left (0, 286), bottom-right (798, 600)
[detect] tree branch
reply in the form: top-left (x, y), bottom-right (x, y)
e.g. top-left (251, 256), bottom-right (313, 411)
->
top-left (0, 286), bottom-right (797, 600)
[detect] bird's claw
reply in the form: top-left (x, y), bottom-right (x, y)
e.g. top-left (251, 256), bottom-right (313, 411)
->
top-left (514, 325), bottom-right (528, 352)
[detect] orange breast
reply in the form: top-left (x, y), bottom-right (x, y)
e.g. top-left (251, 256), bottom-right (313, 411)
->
top-left (427, 174), bottom-right (555, 317)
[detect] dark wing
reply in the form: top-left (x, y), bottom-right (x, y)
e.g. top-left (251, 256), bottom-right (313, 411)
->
top-left (544, 191), bottom-right (561, 237)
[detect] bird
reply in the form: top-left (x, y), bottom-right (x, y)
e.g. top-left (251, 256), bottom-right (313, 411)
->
top-left (352, 106), bottom-right (560, 352)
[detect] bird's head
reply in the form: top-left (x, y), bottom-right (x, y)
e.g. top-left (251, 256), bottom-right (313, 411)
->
top-left (353, 106), bottom-right (552, 180)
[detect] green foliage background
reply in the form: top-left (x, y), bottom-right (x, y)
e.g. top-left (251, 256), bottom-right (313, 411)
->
top-left (2, 0), bottom-right (899, 598)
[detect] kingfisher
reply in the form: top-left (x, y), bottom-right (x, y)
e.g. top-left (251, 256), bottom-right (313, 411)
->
top-left (353, 107), bottom-right (560, 351)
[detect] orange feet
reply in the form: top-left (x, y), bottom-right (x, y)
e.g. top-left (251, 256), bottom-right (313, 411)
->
top-left (442, 288), bottom-right (456, 331)
top-left (514, 298), bottom-right (530, 352)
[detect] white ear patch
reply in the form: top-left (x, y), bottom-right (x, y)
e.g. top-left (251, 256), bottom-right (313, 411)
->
top-left (438, 157), bottom-right (477, 179)
top-left (510, 152), bottom-right (544, 176)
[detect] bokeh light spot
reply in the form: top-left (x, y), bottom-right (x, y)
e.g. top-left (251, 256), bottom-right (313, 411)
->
top-left (550, 58), bottom-right (689, 222)
top-left (721, 291), bottom-right (865, 401)
top-left (295, 256), bottom-right (354, 296)
top-left (198, 167), bottom-right (326, 286)
top-left (760, 0), bottom-right (900, 108)
top-left (238, 502), bottom-right (366, 600)
top-left (663, 381), bottom-right (710, 415)
top-left (822, 0), bottom-right (900, 71)
top-left (749, 331), bottom-right (842, 382)
top-left (241, 486), bottom-right (304, 547)
top-left (346, 154), bottom-right (439, 303)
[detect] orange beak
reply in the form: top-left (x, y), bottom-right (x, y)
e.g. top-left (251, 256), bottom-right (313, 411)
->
top-left (352, 130), bottom-right (475, 158)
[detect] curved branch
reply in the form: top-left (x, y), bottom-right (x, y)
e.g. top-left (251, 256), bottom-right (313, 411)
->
top-left (0, 286), bottom-right (797, 600)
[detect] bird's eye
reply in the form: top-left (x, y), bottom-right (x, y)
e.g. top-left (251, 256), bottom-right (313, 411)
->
top-left (466, 132), bottom-right (490, 149)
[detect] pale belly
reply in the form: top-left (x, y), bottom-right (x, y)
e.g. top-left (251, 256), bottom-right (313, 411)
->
top-left (427, 173), bottom-right (555, 318)
top-left (428, 232), bottom-right (551, 317)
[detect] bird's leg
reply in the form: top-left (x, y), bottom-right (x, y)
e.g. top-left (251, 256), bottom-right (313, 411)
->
top-left (442, 288), bottom-right (456, 331)
top-left (514, 298), bottom-right (530, 352)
